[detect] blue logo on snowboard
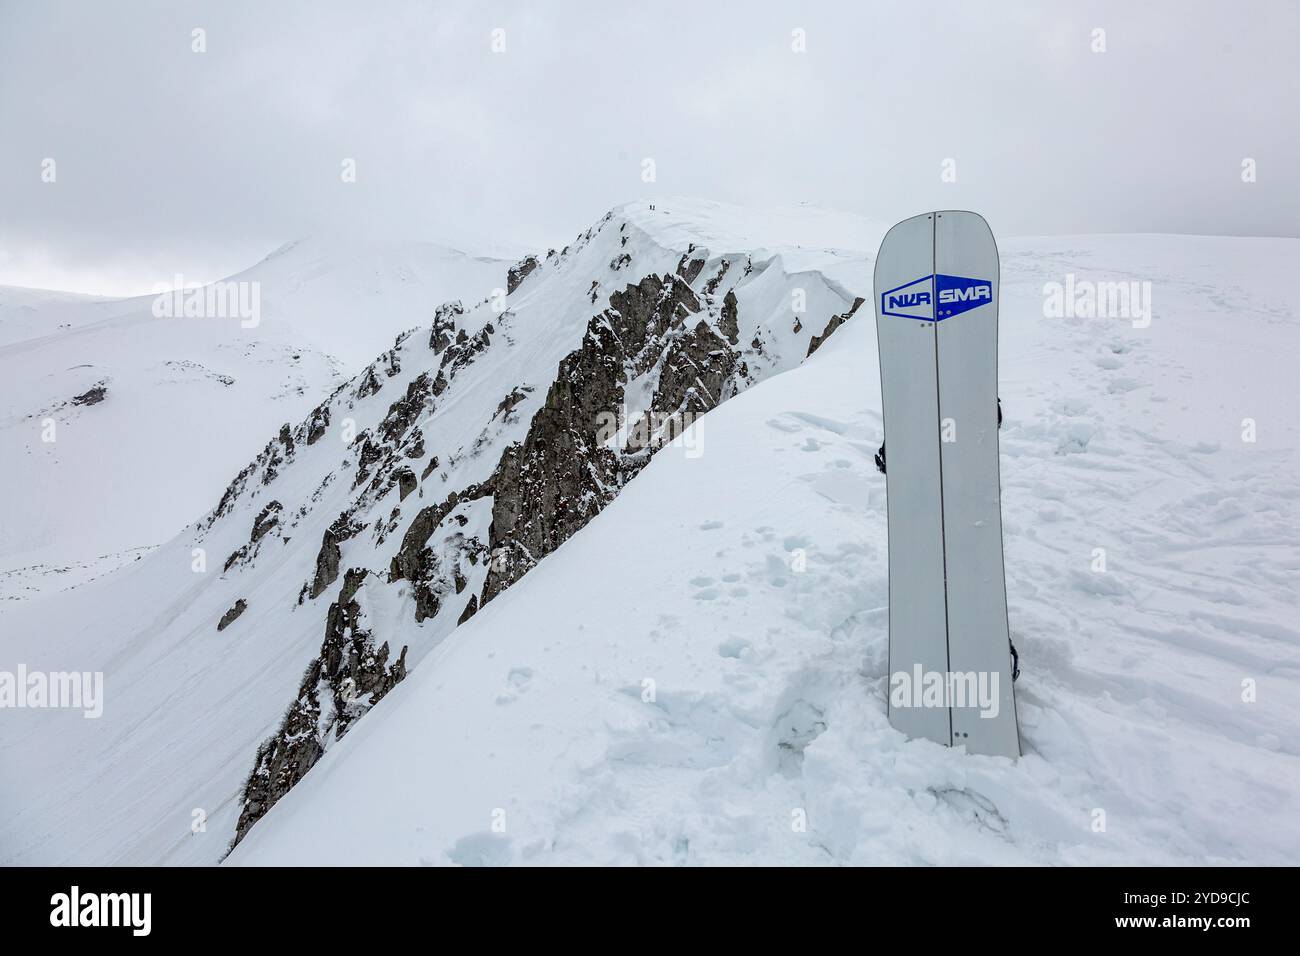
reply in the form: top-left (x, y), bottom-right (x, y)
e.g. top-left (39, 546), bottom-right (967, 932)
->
top-left (881, 274), bottom-right (992, 321)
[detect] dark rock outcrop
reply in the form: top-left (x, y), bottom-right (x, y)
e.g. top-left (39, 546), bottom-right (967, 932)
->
top-left (429, 301), bottom-right (463, 353)
top-left (676, 254), bottom-right (706, 284)
top-left (71, 383), bottom-right (107, 406)
top-left (457, 595), bottom-right (479, 624)
top-left (507, 256), bottom-right (539, 295)
top-left (704, 260), bottom-right (732, 296)
top-left (251, 500), bottom-right (283, 543)
top-left (439, 324), bottom-right (494, 380)
top-left (394, 467), bottom-right (417, 501)
top-left (308, 511), bottom-right (363, 600)
top-left (719, 290), bottom-right (740, 344)
top-left (481, 273), bottom-right (709, 604)
top-left (653, 318), bottom-right (737, 417)
top-left (379, 373), bottom-right (432, 445)
top-left (231, 571), bottom-right (406, 851)
top-left (389, 487), bottom-right (488, 622)
top-left (807, 296), bottom-right (865, 358)
top-left (217, 599), bottom-right (247, 632)
top-left (305, 401), bottom-right (331, 445)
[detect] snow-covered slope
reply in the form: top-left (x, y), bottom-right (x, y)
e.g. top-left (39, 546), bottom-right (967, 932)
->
top-left (4, 201), bottom-right (1298, 866)
top-left (229, 231), bottom-right (1300, 866)
top-left (0, 199), bottom-right (872, 864)
top-left (0, 238), bottom-right (509, 588)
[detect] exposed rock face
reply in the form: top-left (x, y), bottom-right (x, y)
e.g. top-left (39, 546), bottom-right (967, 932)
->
top-left (352, 433), bottom-right (384, 489)
top-left (405, 428), bottom-right (425, 460)
top-left (719, 290), bottom-right (740, 344)
top-left (676, 254), bottom-right (706, 284)
top-left (652, 318), bottom-right (737, 417)
top-left (704, 260), bottom-right (732, 297)
top-left (208, 429), bottom-right (297, 528)
top-left (389, 487), bottom-right (489, 622)
top-left (807, 296), bottom-right (866, 357)
top-left (394, 467), bottom-right (417, 501)
top-left (482, 272), bottom-right (712, 603)
top-left (457, 594), bottom-right (479, 624)
top-left (379, 373), bottom-right (432, 445)
top-left (230, 569), bottom-right (406, 851)
top-left (440, 324), bottom-right (493, 379)
top-left (495, 386), bottom-right (532, 420)
top-left (209, 460), bottom-right (259, 527)
top-left (305, 401), bottom-right (331, 445)
top-left (257, 425), bottom-right (296, 487)
top-left (251, 501), bottom-right (283, 543)
top-left (355, 366), bottom-right (382, 399)
top-left (217, 599), bottom-right (247, 632)
top-left (225, 499), bottom-right (285, 571)
top-left (308, 511), bottom-right (363, 599)
top-left (429, 301), bottom-right (463, 353)
top-left (71, 383), bottom-right (107, 406)
top-left (507, 256), bottom-right (539, 295)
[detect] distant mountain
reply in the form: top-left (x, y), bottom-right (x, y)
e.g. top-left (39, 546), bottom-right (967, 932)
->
top-left (0, 238), bottom-right (510, 584)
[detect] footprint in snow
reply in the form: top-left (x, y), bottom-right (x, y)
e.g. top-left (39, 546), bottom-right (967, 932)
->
top-left (495, 666), bottom-right (534, 704)
top-left (717, 636), bottom-right (749, 658)
top-left (447, 833), bottom-right (513, 867)
top-left (766, 417), bottom-right (802, 434)
top-left (1107, 377), bottom-right (1141, 395)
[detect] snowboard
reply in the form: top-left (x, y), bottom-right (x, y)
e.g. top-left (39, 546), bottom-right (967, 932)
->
top-left (874, 210), bottom-right (1020, 758)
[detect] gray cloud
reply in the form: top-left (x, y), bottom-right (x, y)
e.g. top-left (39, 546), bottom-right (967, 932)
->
top-left (1, 0), bottom-right (1296, 294)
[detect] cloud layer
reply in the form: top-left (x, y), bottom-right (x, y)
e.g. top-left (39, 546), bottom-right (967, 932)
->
top-left (1, 0), bottom-right (1296, 294)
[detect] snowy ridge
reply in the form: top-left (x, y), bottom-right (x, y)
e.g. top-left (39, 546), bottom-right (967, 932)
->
top-left (0, 199), bottom-right (867, 864)
top-left (228, 230), bottom-right (1300, 865)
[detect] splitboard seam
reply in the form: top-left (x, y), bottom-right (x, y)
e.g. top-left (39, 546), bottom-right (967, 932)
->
top-left (931, 213), bottom-right (954, 747)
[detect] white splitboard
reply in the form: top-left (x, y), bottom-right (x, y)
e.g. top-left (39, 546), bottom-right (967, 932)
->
top-left (874, 210), bottom-right (1020, 758)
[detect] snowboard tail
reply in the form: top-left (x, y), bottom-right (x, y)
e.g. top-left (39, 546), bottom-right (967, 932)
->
top-left (874, 211), bottom-right (1020, 758)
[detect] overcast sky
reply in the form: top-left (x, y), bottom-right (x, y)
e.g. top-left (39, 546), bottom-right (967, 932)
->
top-left (2, 0), bottom-right (1297, 295)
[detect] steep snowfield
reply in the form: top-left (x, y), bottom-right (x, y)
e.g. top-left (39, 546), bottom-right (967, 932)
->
top-left (3, 201), bottom-right (1298, 866)
top-left (0, 238), bottom-right (508, 587)
top-left (230, 231), bottom-right (1300, 866)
